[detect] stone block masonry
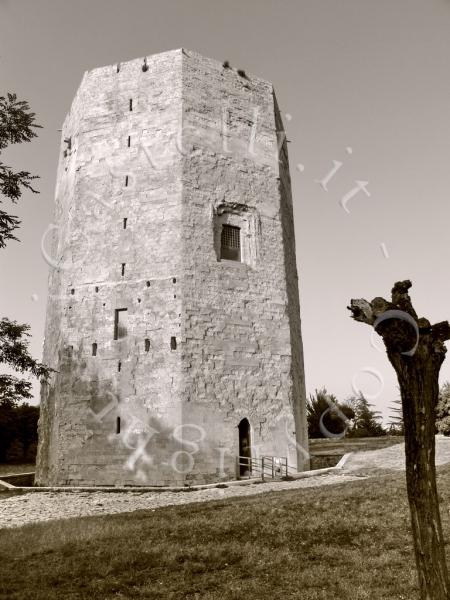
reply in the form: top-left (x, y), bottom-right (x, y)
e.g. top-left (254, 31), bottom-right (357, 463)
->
top-left (35, 48), bottom-right (309, 487)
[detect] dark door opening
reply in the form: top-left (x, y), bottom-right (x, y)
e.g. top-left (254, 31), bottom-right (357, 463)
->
top-left (238, 418), bottom-right (251, 477)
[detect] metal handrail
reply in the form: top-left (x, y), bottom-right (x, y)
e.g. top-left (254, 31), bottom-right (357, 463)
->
top-left (236, 455), bottom-right (290, 480)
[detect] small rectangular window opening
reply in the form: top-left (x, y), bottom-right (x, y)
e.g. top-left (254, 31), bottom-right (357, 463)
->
top-left (123, 218), bottom-right (127, 229)
top-left (121, 263), bottom-right (126, 276)
top-left (118, 361), bottom-right (121, 372)
top-left (116, 417), bottom-right (121, 434)
top-left (114, 308), bottom-right (128, 340)
top-left (221, 224), bottom-right (241, 262)
top-left (71, 288), bottom-right (75, 295)
top-left (145, 338), bottom-right (150, 352)
top-left (127, 136), bottom-right (131, 147)
top-left (129, 99), bottom-right (133, 111)
top-left (170, 336), bottom-right (177, 350)
top-left (125, 175), bottom-right (129, 187)
top-left (95, 286), bottom-right (99, 293)
top-left (92, 343), bottom-right (97, 356)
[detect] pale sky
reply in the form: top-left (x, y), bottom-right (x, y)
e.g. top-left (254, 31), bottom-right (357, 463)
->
top-left (1, 0), bottom-right (450, 424)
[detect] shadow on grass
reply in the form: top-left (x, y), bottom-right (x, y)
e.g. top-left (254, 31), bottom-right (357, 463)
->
top-left (2, 465), bottom-right (450, 599)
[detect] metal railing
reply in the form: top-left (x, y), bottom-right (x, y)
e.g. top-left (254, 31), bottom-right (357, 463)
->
top-left (237, 455), bottom-right (290, 480)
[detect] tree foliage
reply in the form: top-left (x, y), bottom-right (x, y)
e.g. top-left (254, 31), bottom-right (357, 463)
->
top-left (347, 393), bottom-right (386, 437)
top-left (387, 395), bottom-right (404, 435)
top-left (0, 402), bottom-right (39, 463)
top-left (0, 92), bottom-right (51, 417)
top-left (307, 388), bottom-right (355, 438)
top-left (436, 381), bottom-right (450, 436)
top-left (0, 318), bottom-right (52, 406)
top-left (0, 92), bottom-right (40, 248)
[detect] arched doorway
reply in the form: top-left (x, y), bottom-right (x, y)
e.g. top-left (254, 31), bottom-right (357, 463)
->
top-left (238, 418), bottom-right (251, 477)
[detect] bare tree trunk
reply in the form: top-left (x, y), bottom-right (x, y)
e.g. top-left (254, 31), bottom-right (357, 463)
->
top-left (400, 362), bottom-right (449, 598)
top-left (348, 281), bottom-right (450, 600)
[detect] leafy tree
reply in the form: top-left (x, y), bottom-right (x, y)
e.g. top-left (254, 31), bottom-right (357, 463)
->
top-left (0, 399), bottom-right (39, 463)
top-left (13, 403), bottom-right (39, 462)
top-left (347, 393), bottom-right (385, 437)
top-left (0, 93), bottom-right (40, 248)
top-left (5, 438), bottom-right (24, 463)
top-left (307, 388), bottom-right (354, 438)
top-left (0, 319), bottom-right (51, 406)
top-left (0, 93), bottom-right (51, 444)
top-left (387, 395), bottom-right (404, 435)
top-left (436, 381), bottom-right (450, 436)
top-left (0, 398), bottom-right (16, 462)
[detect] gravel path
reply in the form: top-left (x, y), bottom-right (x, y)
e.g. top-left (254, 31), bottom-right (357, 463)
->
top-left (0, 472), bottom-right (362, 530)
top-left (343, 436), bottom-right (450, 472)
top-left (2, 437), bottom-right (450, 530)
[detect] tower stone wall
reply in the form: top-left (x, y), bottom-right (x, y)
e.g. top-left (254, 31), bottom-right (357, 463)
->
top-left (36, 49), bottom-right (309, 487)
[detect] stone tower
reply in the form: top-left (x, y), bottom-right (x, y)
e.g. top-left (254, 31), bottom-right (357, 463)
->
top-left (36, 49), bottom-right (309, 487)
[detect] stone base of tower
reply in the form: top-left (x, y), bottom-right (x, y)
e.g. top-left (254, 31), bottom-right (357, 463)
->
top-left (35, 400), bottom-right (305, 487)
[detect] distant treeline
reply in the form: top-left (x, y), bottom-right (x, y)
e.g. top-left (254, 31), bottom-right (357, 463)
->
top-left (2, 382), bottom-right (450, 464)
top-left (307, 389), bottom-right (387, 439)
top-left (309, 382), bottom-right (450, 439)
top-left (0, 403), bottom-right (39, 463)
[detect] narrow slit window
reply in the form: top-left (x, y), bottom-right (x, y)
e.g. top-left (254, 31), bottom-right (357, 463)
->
top-left (95, 286), bottom-right (99, 293)
top-left (127, 136), bottom-right (131, 147)
top-left (170, 336), bottom-right (177, 350)
top-left (114, 308), bottom-right (128, 340)
top-left (221, 224), bottom-right (241, 261)
top-left (129, 98), bottom-right (133, 111)
top-left (121, 263), bottom-right (126, 276)
top-left (92, 343), bottom-right (97, 356)
top-left (145, 338), bottom-right (150, 352)
top-left (116, 417), bottom-right (121, 434)
top-left (118, 361), bottom-right (121, 372)
top-left (123, 218), bottom-right (127, 229)
top-left (125, 175), bottom-right (129, 187)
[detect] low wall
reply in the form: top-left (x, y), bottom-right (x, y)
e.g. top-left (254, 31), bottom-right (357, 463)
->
top-left (310, 454), bottom-right (343, 470)
top-left (0, 472), bottom-right (35, 487)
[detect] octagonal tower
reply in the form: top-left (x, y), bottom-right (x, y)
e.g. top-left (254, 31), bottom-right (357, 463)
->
top-left (36, 49), bottom-right (309, 487)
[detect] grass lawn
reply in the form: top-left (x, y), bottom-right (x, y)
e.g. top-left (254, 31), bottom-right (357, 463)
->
top-left (309, 435), bottom-right (404, 455)
top-left (3, 465), bottom-right (450, 599)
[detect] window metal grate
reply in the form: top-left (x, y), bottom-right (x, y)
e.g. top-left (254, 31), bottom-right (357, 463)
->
top-left (221, 224), bottom-right (241, 261)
